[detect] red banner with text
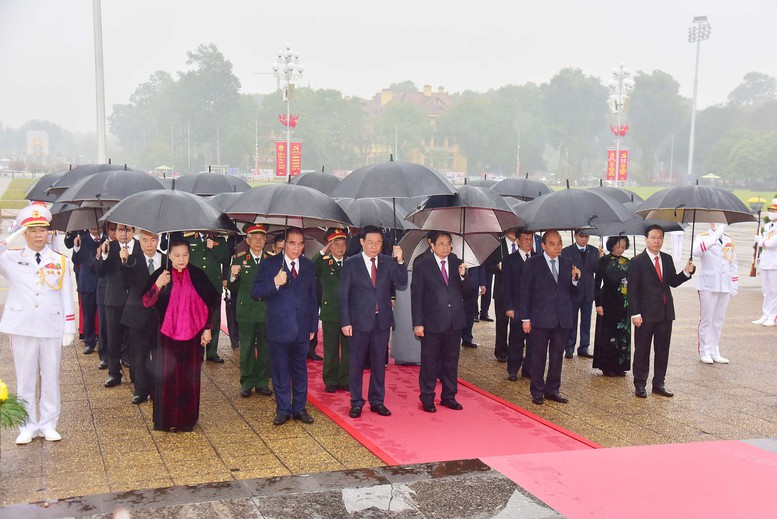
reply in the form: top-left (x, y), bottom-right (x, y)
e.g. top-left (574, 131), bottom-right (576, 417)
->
top-left (606, 149), bottom-right (617, 181)
top-left (290, 142), bottom-right (302, 177)
top-left (606, 149), bottom-right (628, 181)
top-left (275, 141), bottom-right (302, 177)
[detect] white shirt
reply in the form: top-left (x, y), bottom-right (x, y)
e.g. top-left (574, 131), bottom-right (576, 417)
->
top-left (361, 252), bottom-right (379, 277)
top-left (518, 248), bottom-right (532, 262)
top-left (144, 252), bottom-right (163, 272)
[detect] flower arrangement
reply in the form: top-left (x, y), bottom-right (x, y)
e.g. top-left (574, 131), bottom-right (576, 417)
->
top-left (0, 378), bottom-right (28, 429)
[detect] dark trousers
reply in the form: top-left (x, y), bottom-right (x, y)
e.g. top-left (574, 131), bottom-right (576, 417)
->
top-left (494, 302), bottom-right (510, 359)
top-left (205, 302), bottom-right (222, 360)
top-left (480, 273), bottom-right (493, 317)
top-left (419, 329), bottom-right (461, 405)
top-left (530, 326), bottom-right (568, 399)
top-left (349, 323), bottom-right (389, 407)
top-left (128, 323), bottom-right (156, 399)
top-left (105, 305), bottom-right (127, 379)
top-left (80, 291), bottom-right (98, 347)
top-left (506, 318), bottom-right (531, 376)
top-left (267, 338), bottom-right (308, 416)
top-left (633, 320), bottom-right (672, 390)
top-left (96, 287), bottom-right (108, 362)
top-left (239, 321), bottom-right (270, 390)
top-left (225, 293), bottom-right (240, 348)
top-left (461, 295), bottom-right (477, 343)
top-left (566, 299), bottom-right (593, 354)
top-left (322, 320), bottom-right (349, 387)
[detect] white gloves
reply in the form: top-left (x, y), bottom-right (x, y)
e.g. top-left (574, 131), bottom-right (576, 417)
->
top-left (62, 333), bottom-right (75, 347)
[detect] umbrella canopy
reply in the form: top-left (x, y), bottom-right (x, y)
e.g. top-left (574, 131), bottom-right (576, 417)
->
top-left (467, 178), bottom-right (498, 188)
top-left (49, 202), bottom-right (108, 232)
top-left (25, 171), bottom-right (65, 202)
top-left (336, 198), bottom-right (415, 230)
top-left (516, 188), bottom-right (632, 231)
top-left (226, 184), bottom-right (352, 229)
top-left (633, 185), bottom-right (755, 225)
top-left (330, 159), bottom-right (456, 199)
top-left (174, 172), bottom-right (251, 195)
top-left (292, 171), bottom-right (342, 195)
top-left (100, 190), bottom-right (238, 235)
top-left (585, 214), bottom-right (685, 237)
top-left (399, 229), bottom-right (500, 269)
top-left (491, 178), bottom-right (552, 201)
top-left (206, 192), bottom-right (242, 212)
top-left (55, 170), bottom-right (165, 205)
top-left (407, 185), bottom-right (523, 234)
top-left (47, 163), bottom-right (131, 196)
top-left (586, 185), bottom-right (643, 204)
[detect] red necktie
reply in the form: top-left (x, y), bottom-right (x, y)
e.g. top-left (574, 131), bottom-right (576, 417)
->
top-left (654, 255), bottom-right (666, 304)
top-left (290, 261), bottom-right (298, 278)
top-left (370, 257), bottom-right (377, 287)
top-left (441, 260), bottom-right (449, 286)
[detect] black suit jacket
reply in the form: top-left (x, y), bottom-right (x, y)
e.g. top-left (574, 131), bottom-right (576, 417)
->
top-left (561, 244), bottom-right (599, 302)
top-left (519, 254), bottom-right (578, 329)
top-left (93, 240), bottom-right (139, 307)
top-left (502, 250), bottom-right (533, 313)
top-left (121, 251), bottom-right (166, 329)
top-left (411, 253), bottom-right (474, 333)
top-left (627, 250), bottom-right (690, 323)
top-left (72, 234), bottom-right (101, 294)
top-left (484, 238), bottom-right (518, 309)
top-left (339, 253), bottom-right (408, 332)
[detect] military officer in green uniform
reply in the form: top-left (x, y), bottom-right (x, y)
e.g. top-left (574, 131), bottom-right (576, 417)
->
top-left (184, 231), bottom-right (229, 363)
top-left (229, 223), bottom-right (273, 397)
top-left (313, 228), bottom-right (350, 393)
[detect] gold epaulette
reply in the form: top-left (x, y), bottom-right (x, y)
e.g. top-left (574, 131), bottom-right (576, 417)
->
top-left (322, 255), bottom-right (331, 260)
top-left (236, 251), bottom-right (247, 258)
top-left (183, 232), bottom-right (197, 238)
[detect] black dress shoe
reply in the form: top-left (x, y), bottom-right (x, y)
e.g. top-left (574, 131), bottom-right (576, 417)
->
top-left (531, 396), bottom-right (544, 405)
top-left (206, 356), bottom-right (225, 364)
top-left (104, 376), bottom-right (121, 388)
top-left (293, 409), bottom-right (314, 424)
top-left (564, 352), bottom-right (574, 359)
top-left (578, 351), bottom-right (594, 359)
top-left (349, 405), bottom-right (363, 418)
top-left (473, 316), bottom-right (480, 323)
top-left (97, 360), bottom-right (108, 370)
top-left (307, 352), bottom-right (323, 361)
top-left (480, 315), bottom-right (494, 322)
top-left (337, 384), bottom-right (350, 391)
top-left (370, 404), bottom-right (392, 416)
top-left (422, 403), bottom-right (437, 413)
top-left (83, 345), bottom-right (95, 354)
top-left (545, 393), bottom-right (568, 404)
top-left (440, 399), bottom-right (463, 410)
top-left (461, 341), bottom-right (479, 348)
top-left (131, 395), bottom-right (147, 404)
top-left (496, 355), bottom-right (508, 363)
top-left (256, 387), bottom-right (273, 396)
top-left (507, 373), bottom-right (518, 381)
top-left (635, 388), bottom-right (648, 398)
top-left (240, 388), bottom-right (252, 398)
top-left (272, 414), bottom-right (291, 426)
top-left (325, 385), bottom-right (337, 393)
top-left (653, 386), bottom-right (674, 397)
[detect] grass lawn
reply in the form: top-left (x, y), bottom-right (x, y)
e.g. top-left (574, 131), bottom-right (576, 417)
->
top-left (0, 178), bottom-right (36, 209)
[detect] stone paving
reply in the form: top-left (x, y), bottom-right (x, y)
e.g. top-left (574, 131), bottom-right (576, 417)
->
top-left (0, 222), bottom-right (775, 517)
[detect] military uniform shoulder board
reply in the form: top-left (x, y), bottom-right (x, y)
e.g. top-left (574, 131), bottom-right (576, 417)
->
top-left (183, 231), bottom-right (197, 238)
top-left (236, 251), bottom-right (247, 258)
top-left (322, 255), bottom-right (331, 260)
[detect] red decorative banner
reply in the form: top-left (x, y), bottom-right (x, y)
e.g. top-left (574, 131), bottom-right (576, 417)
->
top-left (606, 149), bottom-right (617, 181)
top-left (275, 141), bottom-right (287, 176)
top-left (610, 124), bottom-right (629, 137)
top-left (275, 141), bottom-right (302, 177)
top-left (290, 141), bottom-right (302, 176)
top-left (617, 149), bottom-right (629, 181)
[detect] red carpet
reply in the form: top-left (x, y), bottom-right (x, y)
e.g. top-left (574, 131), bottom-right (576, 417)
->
top-left (483, 440), bottom-right (777, 519)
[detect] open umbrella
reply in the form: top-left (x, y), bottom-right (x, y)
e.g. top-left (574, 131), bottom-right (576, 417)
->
top-left (55, 169), bottom-right (165, 205)
top-left (292, 170), bottom-right (341, 195)
top-left (206, 192), bottom-right (242, 212)
top-left (467, 178), bottom-right (498, 188)
top-left (399, 229), bottom-right (501, 269)
top-left (100, 190), bottom-right (238, 235)
top-left (491, 177), bottom-right (551, 201)
top-left (49, 202), bottom-right (108, 232)
top-left (25, 171), bottom-right (65, 202)
top-left (47, 163), bottom-right (133, 197)
top-left (586, 184), bottom-right (643, 204)
top-left (226, 183), bottom-right (352, 230)
top-left (633, 183), bottom-right (756, 260)
top-left (175, 172), bottom-right (250, 195)
top-left (336, 198), bottom-right (415, 230)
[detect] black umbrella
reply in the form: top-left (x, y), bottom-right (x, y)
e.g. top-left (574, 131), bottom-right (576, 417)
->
top-left (399, 229), bottom-right (501, 269)
top-left (516, 185), bottom-right (632, 232)
top-left (175, 172), bottom-right (251, 195)
top-left (336, 198), bottom-right (415, 230)
top-left (586, 184), bottom-right (643, 204)
top-left (47, 163), bottom-right (132, 197)
top-left (585, 213), bottom-right (685, 237)
top-left (633, 184), bottom-right (756, 261)
top-left (467, 178), bottom-right (498, 188)
top-left (292, 171), bottom-right (341, 195)
top-left (226, 183), bottom-right (352, 229)
top-left (100, 190), bottom-right (238, 235)
top-left (55, 170), bottom-right (165, 205)
top-left (206, 192), bottom-right (242, 212)
top-left (49, 202), bottom-right (107, 232)
top-left (25, 171), bottom-right (66, 202)
top-left (491, 177), bottom-right (552, 201)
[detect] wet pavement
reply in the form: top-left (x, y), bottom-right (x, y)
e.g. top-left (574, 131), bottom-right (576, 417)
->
top-left (1, 222), bottom-right (775, 517)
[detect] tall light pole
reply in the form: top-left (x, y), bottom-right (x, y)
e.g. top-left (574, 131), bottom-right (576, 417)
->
top-left (92, 0), bottom-right (107, 163)
top-left (607, 63), bottom-right (634, 187)
top-left (687, 15), bottom-right (711, 182)
top-left (272, 44), bottom-right (303, 182)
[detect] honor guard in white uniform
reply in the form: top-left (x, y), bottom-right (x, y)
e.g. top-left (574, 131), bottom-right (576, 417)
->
top-left (692, 223), bottom-right (738, 364)
top-left (0, 204), bottom-right (76, 445)
top-left (753, 199), bottom-right (777, 327)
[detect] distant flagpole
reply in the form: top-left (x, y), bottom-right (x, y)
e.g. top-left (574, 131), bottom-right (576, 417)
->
top-left (92, 0), bottom-right (107, 163)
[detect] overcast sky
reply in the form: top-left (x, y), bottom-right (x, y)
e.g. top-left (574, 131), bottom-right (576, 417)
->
top-left (1, 0), bottom-right (775, 133)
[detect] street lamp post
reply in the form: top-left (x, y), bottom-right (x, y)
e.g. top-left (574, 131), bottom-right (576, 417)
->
top-left (687, 15), bottom-right (711, 182)
top-left (607, 63), bottom-right (634, 188)
top-left (272, 44), bottom-right (303, 182)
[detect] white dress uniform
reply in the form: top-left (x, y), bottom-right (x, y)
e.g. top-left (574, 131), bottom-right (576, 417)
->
top-left (0, 205), bottom-right (75, 443)
top-left (755, 208), bottom-right (777, 326)
top-left (692, 226), bottom-right (738, 363)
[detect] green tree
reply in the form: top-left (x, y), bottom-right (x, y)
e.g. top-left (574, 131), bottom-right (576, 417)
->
top-left (728, 72), bottom-right (777, 107)
top-left (373, 102), bottom-right (430, 161)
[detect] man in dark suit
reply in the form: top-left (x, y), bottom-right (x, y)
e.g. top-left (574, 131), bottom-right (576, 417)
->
top-left (252, 228), bottom-right (318, 426)
top-left (93, 224), bottom-right (135, 388)
top-left (561, 229), bottom-right (599, 359)
top-left (520, 230), bottom-right (580, 405)
top-left (502, 229), bottom-right (535, 380)
top-left (412, 231), bottom-right (474, 412)
top-left (339, 225), bottom-right (407, 419)
top-left (461, 265), bottom-right (485, 348)
top-left (121, 229), bottom-right (164, 404)
top-left (72, 228), bottom-right (102, 355)
top-left (628, 224), bottom-right (694, 399)
top-left (92, 223), bottom-right (116, 370)
top-left (484, 229), bottom-right (520, 362)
